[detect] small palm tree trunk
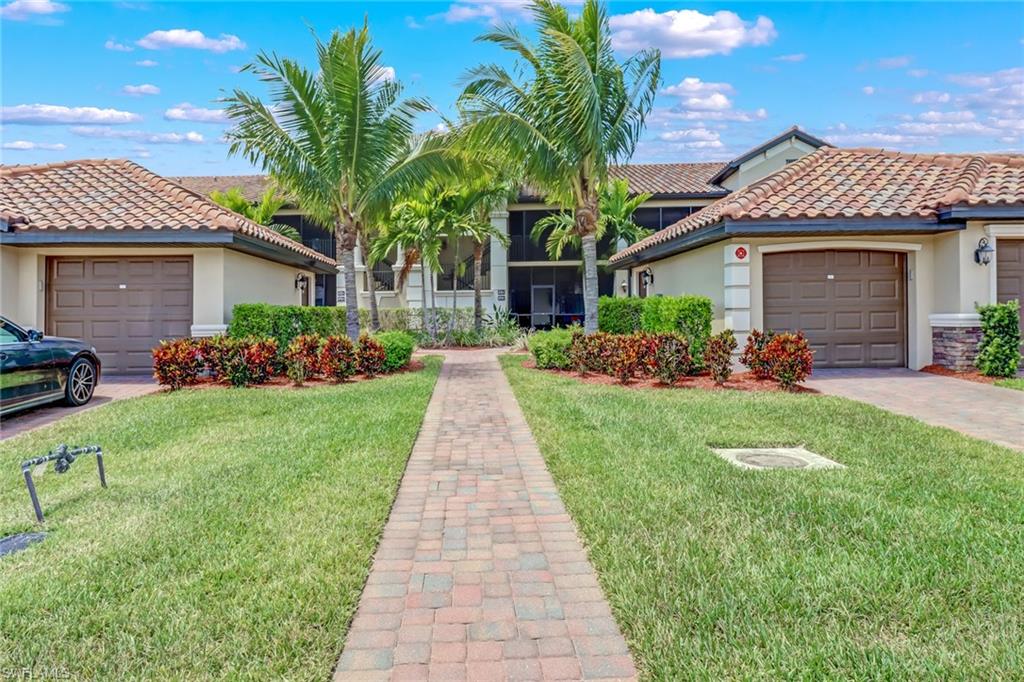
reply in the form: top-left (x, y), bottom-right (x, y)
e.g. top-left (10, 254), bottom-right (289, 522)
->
top-left (336, 221), bottom-right (360, 341)
top-left (427, 264), bottom-right (438, 340)
top-left (449, 238), bottom-right (461, 341)
top-left (578, 196), bottom-right (600, 334)
top-left (473, 241), bottom-right (484, 333)
top-left (359, 232), bottom-right (381, 332)
top-left (419, 254), bottom-right (429, 334)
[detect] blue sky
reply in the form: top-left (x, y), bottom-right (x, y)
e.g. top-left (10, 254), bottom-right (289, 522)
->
top-left (2, 1), bottom-right (1022, 175)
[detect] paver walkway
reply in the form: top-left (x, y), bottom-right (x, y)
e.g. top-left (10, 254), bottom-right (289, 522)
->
top-left (807, 368), bottom-right (1024, 451)
top-left (1, 376), bottom-right (159, 441)
top-left (335, 350), bottom-right (636, 681)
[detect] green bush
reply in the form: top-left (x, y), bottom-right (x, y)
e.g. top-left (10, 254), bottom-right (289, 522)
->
top-left (528, 328), bottom-right (574, 369)
top-left (228, 304), bottom-right (348, 353)
top-left (637, 295), bottom-right (713, 361)
top-left (376, 331), bottom-right (415, 372)
top-left (976, 300), bottom-right (1021, 377)
top-left (598, 297), bottom-right (644, 334)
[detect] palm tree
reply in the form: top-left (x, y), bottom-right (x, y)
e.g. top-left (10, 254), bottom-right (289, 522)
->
top-left (530, 178), bottom-right (652, 260)
top-left (224, 23), bottom-right (451, 340)
top-left (457, 0), bottom-right (660, 332)
top-left (208, 186), bottom-right (302, 242)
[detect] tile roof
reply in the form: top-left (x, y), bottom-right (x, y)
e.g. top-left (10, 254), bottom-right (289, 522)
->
top-left (176, 163), bottom-right (730, 205)
top-left (1, 159), bottom-right (335, 267)
top-left (611, 147), bottom-right (1024, 264)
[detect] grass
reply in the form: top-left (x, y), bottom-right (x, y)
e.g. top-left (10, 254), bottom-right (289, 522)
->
top-left (501, 356), bottom-right (1024, 680)
top-left (995, 377), bottom-right (1024, 391)
top-left (0, 357), bottom-right (441, 679)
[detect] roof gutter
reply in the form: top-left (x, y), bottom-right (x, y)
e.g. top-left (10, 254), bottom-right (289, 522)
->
top-left (938, 205), bottom-right (1024, 221)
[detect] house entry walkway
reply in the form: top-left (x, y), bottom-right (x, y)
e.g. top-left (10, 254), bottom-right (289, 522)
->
top-left (335, 349), bottom-right (636, 681)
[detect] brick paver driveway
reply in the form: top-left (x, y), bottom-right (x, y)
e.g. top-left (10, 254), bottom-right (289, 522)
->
top-left (806, 369), bottom-right (1024, 451)
top-left (1, 376), bottom-right (159, 441)
top-left (335, 350), bottom-right (635, 681)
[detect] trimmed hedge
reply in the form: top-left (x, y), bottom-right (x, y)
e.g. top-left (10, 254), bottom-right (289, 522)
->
top-left (528, 328), bottom-right (574, 369)
top-left (976, 300), bottom-right (1021, 377)
top-left (376, 331), bottom-right (415, 372)
top-left (598, 295), bottom-right (713, 360)
top-left (228, 304), bottom-right (348, 352)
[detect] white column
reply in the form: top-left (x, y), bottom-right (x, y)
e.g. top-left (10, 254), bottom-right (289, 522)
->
top-left (490, 207), bottom-right (510, 311)
top-left (723, 243), bottom-right (751, 351)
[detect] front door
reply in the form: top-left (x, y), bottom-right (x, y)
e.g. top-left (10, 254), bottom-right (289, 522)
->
top-left (531, 285), bottom-right (555, 328)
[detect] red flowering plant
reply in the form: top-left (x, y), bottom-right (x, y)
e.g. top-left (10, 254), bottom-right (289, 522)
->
top-left (196, 335), bottom-right (231, 380)
top-left (651, 333), bottom-right (691, 385)
top-left (739, 329), bottom-right (776, 380)
top-left (285, 334), bottom-right (324, 385)
top-left (223, 337), bottom-right (279, 387)
top-left (761, 331), bottom-right (814, 390)
top-left (569, 329), bottom-right (614, 375)
top-left (152, 338), bottom-right (204, 390)
top-left (703, 330), bottom-right (737, 385)
top-left (320, 335), bottom-right (357, 382)
top-left (633, 332), bottom-right (661, 377)
top-left (608, 334), bottom-right (644, 384)
top-left (356, 334), bottom-right (386, 377)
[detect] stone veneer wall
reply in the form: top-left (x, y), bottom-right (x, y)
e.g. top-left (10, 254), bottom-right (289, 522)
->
top-left (931, 326), bottom-right (982, 371)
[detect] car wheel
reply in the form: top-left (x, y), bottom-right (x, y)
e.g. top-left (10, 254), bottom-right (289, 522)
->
top-left (65, 358), bottom-right (97, 407)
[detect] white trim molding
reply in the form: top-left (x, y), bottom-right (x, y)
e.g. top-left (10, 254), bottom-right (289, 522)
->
top-left (758, 240), bottom-right (923, 254)
top-left (928, 313), bottom-right (981, 328)
top-left (723, 243), bottom-right (751, 345)
top-left (191, 324), bottom-right (228, 337)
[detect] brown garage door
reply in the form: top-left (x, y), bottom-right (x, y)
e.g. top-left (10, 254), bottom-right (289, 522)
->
top-left (996, 239), bottom-right (1024, 344)
top-left (47, 257), bottom-right (193, 374)
top-left (764, 250), bottom-right (906, 368)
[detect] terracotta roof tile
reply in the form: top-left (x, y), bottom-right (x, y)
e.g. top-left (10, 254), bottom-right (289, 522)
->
top-left (1, 159), bottom-right (335, 267)
top-left (611, 147), bottom-right (1024, 264)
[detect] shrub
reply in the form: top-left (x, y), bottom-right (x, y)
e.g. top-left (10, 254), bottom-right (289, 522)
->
top-left (569, 329), bottom-right (615, 374)
top-left (704, 330), bottom-right (737, 385)
top-left (223, 337), bottom-right (279, 387)
top-left (637, 295), bottom-right (713, 363)
top-left (976, 300), bottom-right (1021, 377)
top-left (320, 336), bottom-right (357, 382)
top-left (739, 329), bottom-right (777, 380)
top-left (608, 334), bottom-right (645, 383)
top-left (528, 328), bottom-right (574, 370)
top-left (285, 334), bottom-right (324, 385)
top-left (761, 332), bottom-right (814, 390)
top-left (196, 336), bottom-right (231, 380)
top-left (652, 333), bottom-right (692, 385)
top-left (376, 331), bottom-right (415, 372)
top-left (229, 304), bottom-right (348, 352)
top-left (598, 297), bottom-right (644, 334)
top-left (356, 334), bottom-right (387, 376)
top-left (152, 338), bottom-right (204, 389)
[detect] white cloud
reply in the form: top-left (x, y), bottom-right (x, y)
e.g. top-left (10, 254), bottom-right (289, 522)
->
top-left (1, 103), bottom-right (141, 125)
top-left (378, 66), bottom-right (396, 82)
top-left (661, 77), bottom-right (734, 97)
top-left (906, 69), bottom-right (929, 78)
top-left (2, 140), bottom-right (67, 150)
top-left (824, 131), bottom-right (917, 146)
top-left (876, 55), bottom-right (912, 69)
top-left (774, 53), bottom-right (805, 62)
top-left (656, 127), bottom-right (721, 146)
top-left (135, 59), bottom-right (158, 67)
top-left (682, 92), bottom-right (732, 111)
top-left (862, 86), bottom-right (876, 96)
top-left (137, 28), bottom-right (245, 53)
top-left (947, 67), bottom-right (1021, 88)
top-left (105, 39), bottom-right (133, 52)
top-left (163, 102), bottom-right (228, 123)
top-left (436, 0), bottom-right (533, 25)
top-left (70, 126), bottom-right (204, 144)
top-left (658, 77), bottom-right (765, 122)
top-left (609, 9), bottom-right (776, 58)
top-left (404, 15), bottom-right (423, 29)
top-left (122, 83), bottom-right (160, 96)
top-left (0, 0), bottom-right (68, 21)
top-left (917, 110), bottom-right (975, 123)
top-left (912, 90), bottom-right (951, 104)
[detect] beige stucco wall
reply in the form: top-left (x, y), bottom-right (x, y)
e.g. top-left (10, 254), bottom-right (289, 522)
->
top-left (719, 138), bottom-right (820, 191)
top-left (633, 241), bottom-right (728, 332)
top-left (0, 245), bottom-right (316, 335)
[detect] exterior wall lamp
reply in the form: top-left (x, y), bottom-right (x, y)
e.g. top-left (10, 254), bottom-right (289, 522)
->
top-left (295, 273), bottom-right (309, 291)
top-left (640, 268), bottom-right (654, 287)
top-left (974, 237), bottom-right (994, 266)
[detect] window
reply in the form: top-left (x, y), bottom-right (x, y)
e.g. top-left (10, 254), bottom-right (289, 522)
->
top-left (437, 237), bottom-right (488, 291)
top-left (0, 319), bottom-right (26, 344)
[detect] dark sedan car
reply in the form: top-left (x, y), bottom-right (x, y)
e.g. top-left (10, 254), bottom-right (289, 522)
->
top-left (0, 316), bottom-right (101, 417)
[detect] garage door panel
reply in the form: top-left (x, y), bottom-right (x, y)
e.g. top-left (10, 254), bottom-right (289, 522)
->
top-left (996, 239), bottom-right (1024, 345)
top-left (47, 256), bottom-right (193, 374)
top-left (763, 249), bottom-right (906, 368)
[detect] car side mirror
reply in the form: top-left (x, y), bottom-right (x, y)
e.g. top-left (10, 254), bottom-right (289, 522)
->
top-left (27, 329), bottom-right (43, 342)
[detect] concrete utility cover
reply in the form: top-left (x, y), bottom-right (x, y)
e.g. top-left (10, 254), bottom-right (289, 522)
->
top-left (713, 447), bottom-right (844, 470)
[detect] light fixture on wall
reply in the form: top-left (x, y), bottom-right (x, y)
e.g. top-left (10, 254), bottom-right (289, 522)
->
top-left (640, 267), bottom-right (654, 287)
top-left (974, 238), bottom-right (994, 266)
top-left (295, 273), bottom-right (309, 291)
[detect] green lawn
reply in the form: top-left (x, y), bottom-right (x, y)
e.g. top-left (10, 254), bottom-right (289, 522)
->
top-left (501, 356), bottom-right (1024, 680)
top-left (0, 357), bottom-right (440, 679)
top-left (995, 377), bottom-right (1024, 391)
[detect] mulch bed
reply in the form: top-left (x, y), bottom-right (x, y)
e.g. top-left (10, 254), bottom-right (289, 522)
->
top-left (161, 360), bottom-right (426, 393)
top-left (521, 359), bottom-right (817, 393)
top-left (920, 364), bottom-right (1000, 385)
